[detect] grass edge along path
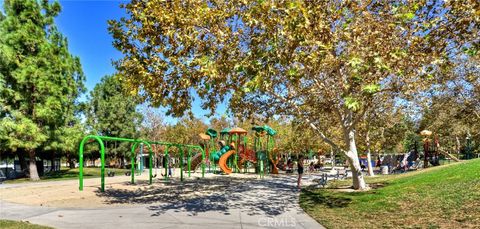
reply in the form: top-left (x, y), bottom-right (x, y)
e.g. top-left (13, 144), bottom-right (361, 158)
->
top-left (300, 159), bottom-right (480, 229)
top-left (0, 220), bottom-right (53, 229)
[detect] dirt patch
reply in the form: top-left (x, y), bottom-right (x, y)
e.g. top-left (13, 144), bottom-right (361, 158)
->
top-left (0, 172), bottom-right (262, 209)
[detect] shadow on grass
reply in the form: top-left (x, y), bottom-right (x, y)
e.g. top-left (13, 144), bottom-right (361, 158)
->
top-left (95, 176), bottom-right (303, 217)
top-left (300, 188), bottom-right (352, 209)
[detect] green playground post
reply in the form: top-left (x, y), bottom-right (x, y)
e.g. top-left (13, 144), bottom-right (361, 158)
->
top-left (201, 146), bottom-right (205, 178)
top-left (139, 143), bottom-right (144, 172)
top-left (164, 145), bottom-right (169, 181)
top-left (131, 142), bottom-right (137, 184)
top-left (188, 147), bottom-right (192, 177)
top-left (259, 160), bottom-right (264, 179)
top-left (234, 134), bottom-right (239, 173)
top-left (180, 146), bottom-right (184, 182)
top-left (264, 136), bottom-right (267, 177)
top-left (148, 143), bottom-right (153, 184)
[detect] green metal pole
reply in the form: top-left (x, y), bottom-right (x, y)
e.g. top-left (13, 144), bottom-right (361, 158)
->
top-left (260, 160), bottom-right (264, 179)
top-left (201, 147), bottom-right (205, 178)
top-left (266, 135), bottom-right (270, 174)
top-left (244, 135), bottom-right (248, 174)
top-left (144, 142), bottom-right (153, 185)
top-left (188, 147), bottom-right (191, 177)
top-left (131, 142), bottom-right (138, 184)
top-left (180, 146), bottom-right (184, 182)
top-left (164, 146), bottom-right (169, 181)
top-left (234, 134), bottom-right (239, 173)
top-left (139, 143), bottom-right (143, 173)
top-left (79, 138), bottom-right (85, 191)
top-left (100, 141), bottom-right (106, 192)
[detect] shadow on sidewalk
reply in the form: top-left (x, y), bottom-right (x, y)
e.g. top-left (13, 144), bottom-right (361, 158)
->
top-left (95, 176), bottom-right (302, 217)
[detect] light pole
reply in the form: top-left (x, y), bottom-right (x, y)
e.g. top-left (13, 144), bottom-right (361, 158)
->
top-left (466, 135), bottom-right (472, 160)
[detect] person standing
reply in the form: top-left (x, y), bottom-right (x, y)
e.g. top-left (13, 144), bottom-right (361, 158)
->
top-left (297, 155), bottom-right (304, 189)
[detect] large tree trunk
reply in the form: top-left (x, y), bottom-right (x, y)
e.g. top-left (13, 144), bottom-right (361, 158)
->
top-left (50, 159), bottom-right (55, 172)
top-left (455, 135), bottom-right (461, 158)
top-left (27, 149), bottom-right (40, 181)
top-left (68, 157), bottom-right (75, 169)
top-left (120, 155), bottom-right (125, 169)
top-left (365, 129), bottom-right (375, 177)
top-left (344, 128), bottom-right (367, 190)
top-left (330, 148), bottom-right (335, 169)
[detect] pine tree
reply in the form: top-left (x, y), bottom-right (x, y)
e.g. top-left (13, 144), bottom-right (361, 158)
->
top-left (0, 0), bottom-right (85, 180)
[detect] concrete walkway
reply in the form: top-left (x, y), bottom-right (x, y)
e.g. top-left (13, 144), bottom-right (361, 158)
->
top-left (0, 175), bottom-right (323, 229)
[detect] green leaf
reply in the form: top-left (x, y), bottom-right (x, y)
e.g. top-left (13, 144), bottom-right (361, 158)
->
top-left (362, 84), bottom-right (380, 94)
top-left (288, 68), bottom-right (298, 77)
top-left (348, 57), bottom-right (363, 68)
top-left (404, 12), bottom-right (415, 20)
top-left (344, 96), bottom-right (361, 111)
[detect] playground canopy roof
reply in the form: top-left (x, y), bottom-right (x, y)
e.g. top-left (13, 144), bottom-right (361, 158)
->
top-left (252, 125), bottom-right (277, 136)
top-left (206, 128), bottom-right (218, 138)
top-left (199, 133), bottom-right (211, 140)
top-left (229, 127), bottom-right (248, 134)
top-left (220, 128), bottom-right (231, 135)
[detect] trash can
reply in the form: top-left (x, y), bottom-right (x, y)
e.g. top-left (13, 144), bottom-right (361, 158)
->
top-left (381, 165), bottom-right (389, 175)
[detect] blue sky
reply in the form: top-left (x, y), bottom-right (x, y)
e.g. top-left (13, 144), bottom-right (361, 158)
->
top-left (11, 0), bottom-right (227, 124)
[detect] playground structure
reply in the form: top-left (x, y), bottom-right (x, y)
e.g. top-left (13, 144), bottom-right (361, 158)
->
top-left (78, 125), bottom-right (280, 192)
top-left (78, 135), bottom-right (205, 192)
top-left (203, 125), bottom-right (279, 176)
top-left (420, 130), bottom-right (460, 168)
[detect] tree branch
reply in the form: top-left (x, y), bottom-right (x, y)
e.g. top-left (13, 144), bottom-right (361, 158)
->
top-left (266, 90), bottom-right (346, 154)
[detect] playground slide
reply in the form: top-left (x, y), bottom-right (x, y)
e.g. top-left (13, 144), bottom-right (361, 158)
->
top-left (438, 149), bottom-right (461, 162)
top-left (183, 153), bottom-right (203, 172)
top-left (219, 150), bottom-right (236, 174)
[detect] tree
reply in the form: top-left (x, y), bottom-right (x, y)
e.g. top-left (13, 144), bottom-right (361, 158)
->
top-left (86, 75), bottom-right (142, 167)
top-left (209, 116), bottom-right (231, 132)
top-left (141, 107), bottom-right (166, 142)
top-left (163, 117), bottom-right (208, 146)
top-left (0, 0), bottom-right (85, 180)
top-left (109, 1), bottom-right (479, 189)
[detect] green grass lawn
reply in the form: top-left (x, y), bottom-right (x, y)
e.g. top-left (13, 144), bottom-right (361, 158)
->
top-left (300, 159), bottom-right (480, 229)
top-left (4, 167), bottom-right (130, 184)
top-left (0, 220), bottom-right (53, 229)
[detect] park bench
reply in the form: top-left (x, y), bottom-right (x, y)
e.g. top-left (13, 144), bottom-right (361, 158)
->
top-left (317, 173), bottom-right (328, 187)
